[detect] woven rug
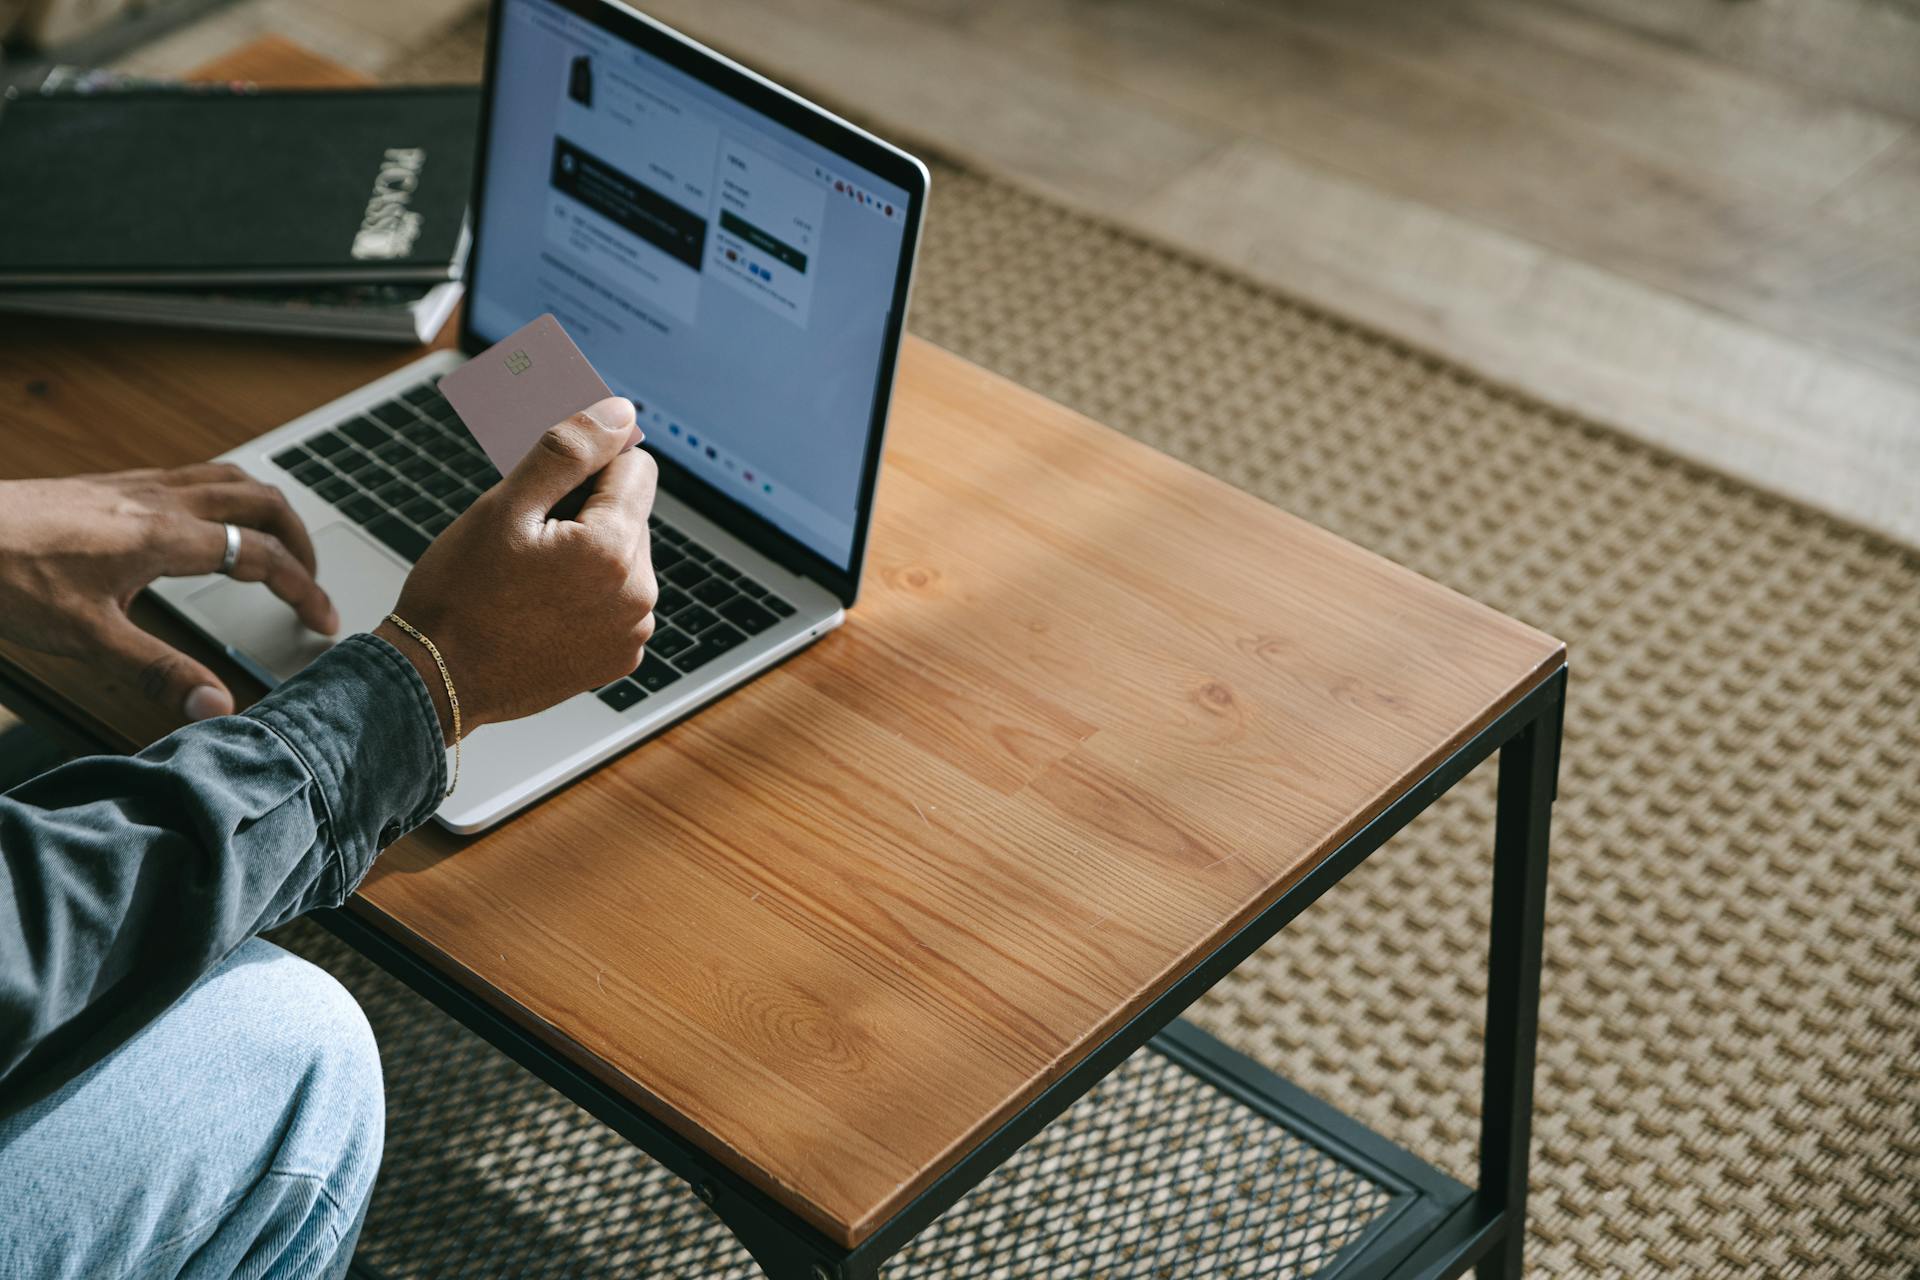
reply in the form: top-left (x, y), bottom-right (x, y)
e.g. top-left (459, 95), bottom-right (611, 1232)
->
top-left (278, 11), bottom-right (1920, 1277)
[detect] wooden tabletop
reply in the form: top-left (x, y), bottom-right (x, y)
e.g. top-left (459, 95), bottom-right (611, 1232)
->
top-left (0, 40), bottom-right (1564, 1250)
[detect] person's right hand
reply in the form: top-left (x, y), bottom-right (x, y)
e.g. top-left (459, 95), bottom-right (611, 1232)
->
top-left (374, 397), bottom-right (657, 742)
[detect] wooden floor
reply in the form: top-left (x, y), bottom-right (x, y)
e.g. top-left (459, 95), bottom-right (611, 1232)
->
top-left (117, 0), bottom-right (1920, 546)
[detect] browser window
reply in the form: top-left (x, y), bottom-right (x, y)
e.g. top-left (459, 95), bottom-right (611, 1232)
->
top-left (470, 0), bottom-right (912, 568)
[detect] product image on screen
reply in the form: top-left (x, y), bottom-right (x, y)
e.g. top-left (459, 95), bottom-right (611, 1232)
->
top-left (469, 0), bottom-right (912, 569)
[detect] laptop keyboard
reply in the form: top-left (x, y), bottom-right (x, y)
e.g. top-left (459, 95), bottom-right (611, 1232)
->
top-left (270, 376), bottom-right (797, 713)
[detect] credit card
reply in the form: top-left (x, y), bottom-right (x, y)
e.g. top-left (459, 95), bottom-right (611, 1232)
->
top-left (439, 312), bottom-right (640, 479)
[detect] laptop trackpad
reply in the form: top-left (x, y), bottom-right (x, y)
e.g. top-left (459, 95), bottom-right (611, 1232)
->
top-left (187, 523), bottom-right (408, 683)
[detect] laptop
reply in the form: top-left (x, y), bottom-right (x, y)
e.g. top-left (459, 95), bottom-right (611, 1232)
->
top-left (150, 0), bottom-right (929, 832)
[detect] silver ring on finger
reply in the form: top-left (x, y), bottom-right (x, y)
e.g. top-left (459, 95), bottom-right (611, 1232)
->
top-left (218, 522), bottom-right (242, 576)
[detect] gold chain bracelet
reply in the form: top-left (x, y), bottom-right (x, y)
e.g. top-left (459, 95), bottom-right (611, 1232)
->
top-left (385, 613), bottom-right (461, 798)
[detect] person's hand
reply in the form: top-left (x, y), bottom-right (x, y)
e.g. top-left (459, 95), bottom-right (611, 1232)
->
top-left (374, 397), bottom-right (656, 742)
top-left (0, 465), bottom-right (337, 721)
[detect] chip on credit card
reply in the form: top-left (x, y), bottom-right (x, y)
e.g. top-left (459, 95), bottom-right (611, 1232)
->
top-left (438, 312), bottom-right (641, 480)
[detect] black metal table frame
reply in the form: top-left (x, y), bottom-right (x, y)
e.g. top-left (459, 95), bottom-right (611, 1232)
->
top-left (318, 664), bottom-right (1565, 1280)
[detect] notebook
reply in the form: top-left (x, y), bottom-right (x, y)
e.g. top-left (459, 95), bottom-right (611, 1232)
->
top-left (0, 88), bottom-right (478, 286)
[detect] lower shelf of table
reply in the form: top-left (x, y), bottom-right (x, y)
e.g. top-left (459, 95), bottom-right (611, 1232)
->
top-left (348, 994), bottom-right (1472, 1279)
top-left (1141, 1021), bottom-right (1473, 1280)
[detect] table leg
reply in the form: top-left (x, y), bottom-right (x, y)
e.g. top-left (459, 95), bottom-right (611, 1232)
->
top-left (703, 1185), bottom-right (879, 1280)
top-left (1474, 682), bottom-right (1562, 1279)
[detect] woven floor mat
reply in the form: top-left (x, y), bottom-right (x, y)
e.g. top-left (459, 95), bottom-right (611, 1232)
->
top-left (321, 11), bottom-right (1920, 1276)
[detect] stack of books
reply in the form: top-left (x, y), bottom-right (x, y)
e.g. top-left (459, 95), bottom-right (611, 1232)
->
top-left (0, 71), bottom-right (479, 343)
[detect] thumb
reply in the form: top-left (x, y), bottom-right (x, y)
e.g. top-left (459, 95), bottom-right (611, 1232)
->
top-left (97, 615), bottom-right (234, 722)
top-left (502, 397), bottom-right (638, 519)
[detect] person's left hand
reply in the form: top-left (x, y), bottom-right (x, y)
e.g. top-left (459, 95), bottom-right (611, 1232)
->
top-left (0, 465), bottom-right (338, 721)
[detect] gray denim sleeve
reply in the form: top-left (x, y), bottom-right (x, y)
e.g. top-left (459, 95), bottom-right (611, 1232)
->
top-left (0, 633), bottom-right (446, 1111)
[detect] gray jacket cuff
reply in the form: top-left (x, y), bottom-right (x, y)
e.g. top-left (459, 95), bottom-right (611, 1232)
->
top-left (245, 632), bottom-right (448, 899)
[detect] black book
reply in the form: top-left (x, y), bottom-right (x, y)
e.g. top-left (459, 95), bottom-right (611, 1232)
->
top-left (0, 87), bottom-right (479, 286)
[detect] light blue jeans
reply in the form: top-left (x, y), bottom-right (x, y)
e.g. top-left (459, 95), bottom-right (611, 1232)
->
top-left (0, 938), bottom-right (383, 1280)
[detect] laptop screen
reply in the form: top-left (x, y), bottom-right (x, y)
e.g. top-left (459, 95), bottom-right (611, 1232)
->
top-left (468, 0), bottom-right (915, 572)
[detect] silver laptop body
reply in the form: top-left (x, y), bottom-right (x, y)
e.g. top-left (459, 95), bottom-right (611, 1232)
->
top-left (151, 0), bottom-right (928, 831)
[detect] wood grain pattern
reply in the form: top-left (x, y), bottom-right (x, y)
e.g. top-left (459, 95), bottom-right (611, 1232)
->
top-left (359, 339), bottom-right (1564, 1243)
top-left (0, 322), bottom-right (1564, 1243)
top-left (1126, 138), bottom-right (1920, 548)
top-left (115, 0), bottom-right (475, 83)
top-left (961, 0), bottom-right (1920, 386)
top-left (184, 31), bottom-right (371, 86)
top-left (0, 37), bottom-right (1564, 1248)
top-left (628, 0), bottom-right (1920, 548)
top-left (1546, 0), bottom-right (1920, 120)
